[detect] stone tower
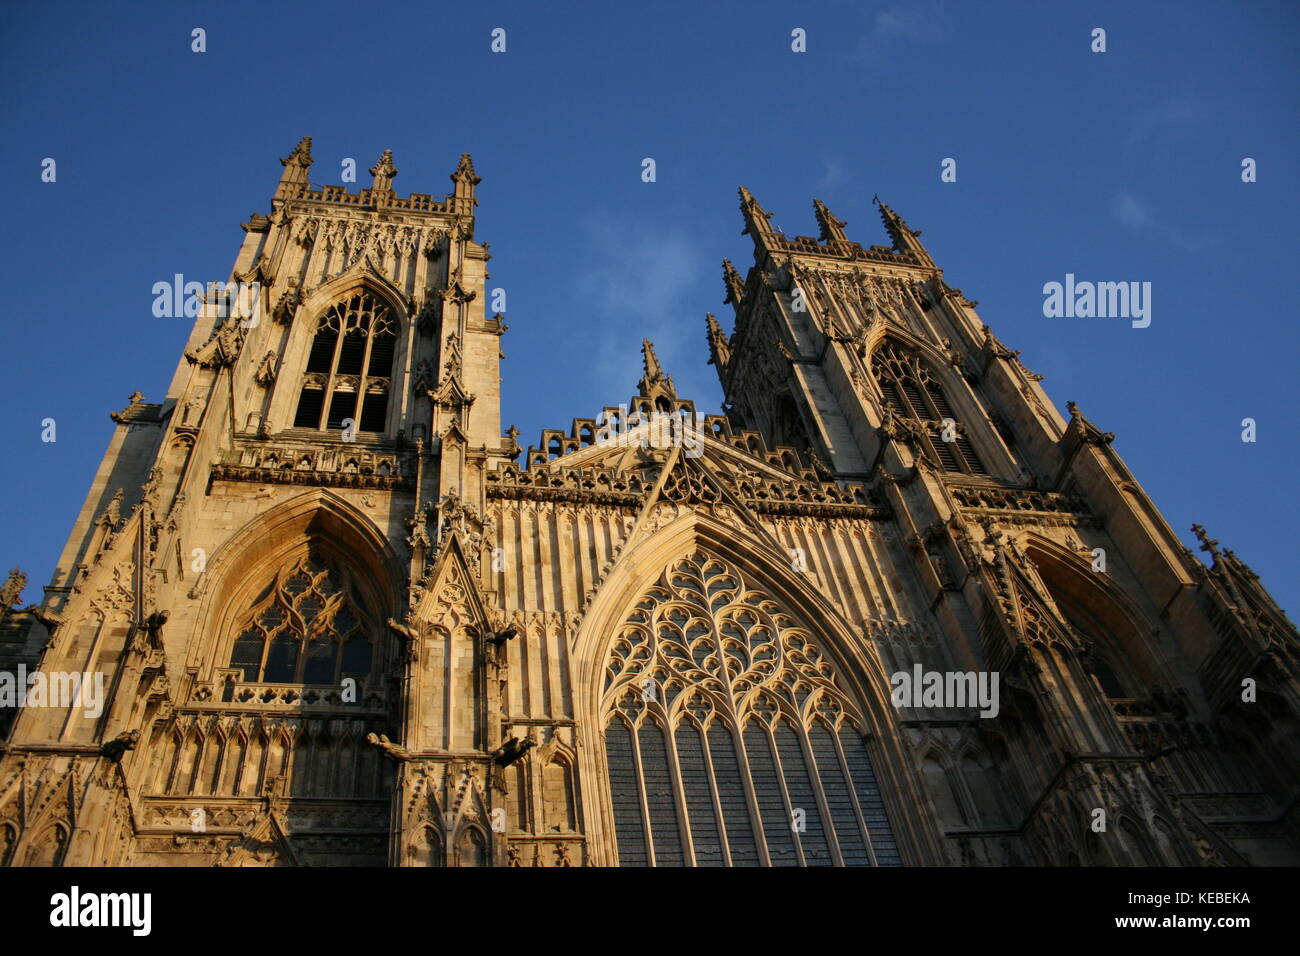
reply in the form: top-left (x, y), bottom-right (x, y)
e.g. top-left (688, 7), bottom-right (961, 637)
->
top-left (705, 188), bottom-right (1300, 865)
top-left (0, 146), bottom-right (1295, 867)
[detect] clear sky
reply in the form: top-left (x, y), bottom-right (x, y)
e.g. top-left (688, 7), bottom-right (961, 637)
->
top-left (1, 0), bottom-right (1296, 615)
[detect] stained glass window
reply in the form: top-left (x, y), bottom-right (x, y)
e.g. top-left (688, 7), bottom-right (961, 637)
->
top-left (602, 552), bottom-right (900, 866)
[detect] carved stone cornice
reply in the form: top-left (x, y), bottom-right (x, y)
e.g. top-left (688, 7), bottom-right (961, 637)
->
top-left (949, 482), bottom-right (1098, 528)
top-left (211, 464), bottom-right (410, 492)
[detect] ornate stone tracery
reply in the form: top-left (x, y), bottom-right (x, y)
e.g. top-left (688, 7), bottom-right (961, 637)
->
top-left (601, 551), bottom-right (900, 866)
top-left (226, 551), bottom-right (375, 687)
top-left (293, 291), bottom-right (397, 433)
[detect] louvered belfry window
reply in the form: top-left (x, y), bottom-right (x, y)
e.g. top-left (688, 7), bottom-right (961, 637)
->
top-left (602, 552), bottom-right (901, 866)
top-left (228, 552), bottom-right (374, 685)
top-left (293, 292), bottom-right (397, 433)
top-left (871, 341), bottom-right (988, 475)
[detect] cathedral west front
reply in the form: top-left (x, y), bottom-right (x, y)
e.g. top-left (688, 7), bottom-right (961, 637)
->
top-left (1, 140), bottom-right (1296, 867)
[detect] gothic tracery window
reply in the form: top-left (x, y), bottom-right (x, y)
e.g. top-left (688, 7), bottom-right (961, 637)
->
top-left (228, 552), bottom-right (374, 685)
top-left (602, 552), bottom-right (901, 866)
top-left (293, 291), bottom-right (397, 433)
top-left (871, 341), bottom-right (988, 475)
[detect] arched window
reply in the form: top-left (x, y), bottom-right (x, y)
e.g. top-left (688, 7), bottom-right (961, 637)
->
top-left (871, 342), bottom-right (987, 475)
top-left (769, 391), bottom-right (811, 453)
top-left (602, 552), bottom-right (901, 867)
top-left (293, 291), bottom-right (397, 434)
top-left (227, 551), bottom-right (375, 685)
top-left (1029, 561), bottom-right (1133, 702)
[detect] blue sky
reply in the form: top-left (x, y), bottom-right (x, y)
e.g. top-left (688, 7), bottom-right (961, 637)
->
top-left (1, 0), bottom-right (1296, 615)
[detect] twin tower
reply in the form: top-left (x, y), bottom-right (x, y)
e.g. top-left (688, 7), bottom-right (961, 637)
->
top-left (0, 139), bottom-right (1295, 867)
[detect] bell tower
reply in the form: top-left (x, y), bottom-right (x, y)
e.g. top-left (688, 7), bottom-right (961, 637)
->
top-left (710, 190), bottom-right (1300, 865)
top-left (0, 139), bottom-right (521, 867)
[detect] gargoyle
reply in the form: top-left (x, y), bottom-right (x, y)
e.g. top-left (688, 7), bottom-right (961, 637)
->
top-left (366, 733), bottom-right (413, 762)
top-left (28, 605), bottom-right (64, 632)
top-left (480, 622), bottom-right (519, 667)
top-left (492, 735), bottom-right (535, 767)
top-left (143, 609), bottom-right (169, 638)
top-left (100, 730), bottom-right (140, 763)
top-left (485, 623), bottom-right (519, 648)
top-left (387, 618), bottom-right (420, 661)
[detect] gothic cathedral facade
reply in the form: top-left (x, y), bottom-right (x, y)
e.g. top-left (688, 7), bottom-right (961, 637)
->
top-left (1, 140), bottom-right (1296, 867)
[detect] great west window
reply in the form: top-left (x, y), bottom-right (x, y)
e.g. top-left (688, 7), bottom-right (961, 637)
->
top-left (602, 552), bottom-right (901, 866)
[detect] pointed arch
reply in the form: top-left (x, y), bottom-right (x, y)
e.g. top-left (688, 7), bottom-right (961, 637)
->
top-left (865, 330), bottom-right (1006, 477)
top-left (455, 825), bottom-right (489, 867)
top-left (538, 737), bottom-right (579, 833)
top-left (291, 289), bottom-right (399, 434)
top-left (1019, 533), bottom-right (1162, 693)
top-left (186, 490), bottom-right (404, 682)
top-left (572, 509), bottom-right (937, 866)
top-left (274, 265), bottom-right (412, 437)
top-left (297, 263), bottom-right (410, 326)
top-left (23, 822), bottom-right (69, 867)
top-left (918, 743), bottom-right (968, 830)
top-left (409, 825), bottom-right (445, 867)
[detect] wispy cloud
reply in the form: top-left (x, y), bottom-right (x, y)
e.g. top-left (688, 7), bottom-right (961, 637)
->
top-left (1114, 193), bottom-right (1154, 229)
top-left (1111, 191), bottom-right (1203, 250)
top-left (816, 152), bottom-right (851, 192)
top-left (851, 2), bottom-right (946, 74)
top-left (572, 213), bottom-right (705, 401)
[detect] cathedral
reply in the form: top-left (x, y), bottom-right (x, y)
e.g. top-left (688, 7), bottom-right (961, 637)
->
top-left (0, 139), bottom-right (1296, 867)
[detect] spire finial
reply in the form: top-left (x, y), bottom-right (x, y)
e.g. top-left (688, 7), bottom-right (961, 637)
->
top-left (706, 313), bottom-right (731, 371)
top-left (449, 152), bottom-right (480, 213)
top-left (370, 149), bottom-right (398, 192)
top-left (813, 197), bottom-right (848, 243)
top-left (738, 185), bottom-right (776, 240)
top-left (1191, 524), bottom-right (1221, 560)
top-left (876, 196), bottom-right (906, 238)
top-left (641, 338), bottom-right (663, 380)
top-left (637, 339), bottom-right (677, 400)
top-left (281, 136), bottom-right (313, 169)
top-left (0, 568), bottom-right (27, 615)
top-left (452, 153), bottom-right (481, 186)
top-left (875, 196), bottom-right (930, 261)
top-left (275, 136), bottom-right (314, 200)
top-left (722, 258), bottom-right (745, 308)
